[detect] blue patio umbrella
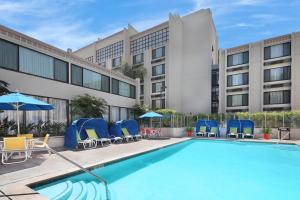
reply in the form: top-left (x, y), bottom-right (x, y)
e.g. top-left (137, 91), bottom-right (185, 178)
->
top-left (139, 111), bottom-right (163, 119)
top-left (0, 92), bottom-right (54, 134)
top-left (139, 111), bottom-right (163, 128)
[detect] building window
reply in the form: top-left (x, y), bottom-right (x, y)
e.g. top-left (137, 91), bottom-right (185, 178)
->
top-left (112, 78), bottom-right (136, 98)
top-left (264, 66), bottom-right (291, 82)
top-left (212, 69), bottom-right (219, 86)
top-left (130, 27), bottom-right (169, 55)
top-left (264, 42), bottom-right (291, 60)
top-left (264, 90), bottom-right (290, 105)
top-left (48, 98), bottom-right (68, 124)
top-left (19, 47), bottom-right (54, 79)
top-left (227, 94), bottom-right (248, 107)
top-left (99, 62), bottom-right (106, 68)
top-left (152, 81), bottom-right (165, 93)
top-left (71, 64), bottom-right (83, 86)
top-left (152, 47), bottom-right (165, 60)
top-left (140, 85), bottom-right (144, 95)
top-left (227, 73), bottom-right (248, 87)
top-left (133, 53), bottom-right (144, 65)
top-left (120, 107), bottom-right (127, 120)
top-left (96, 40), bottom-right (123, 63)
top-left (83, 69), bottom-right (102, 90)
top-left (54, 59), bottom-right (68, 82)
top-left (71, 64), bottom-right (110, 92)
top-left (112, 57), bottom-right (122, 68)
top-left (152, 64), bottom-right (165, 76)
top-left (152, 99), bottom-right (165, 109)
top-left (0, 39), bottom-right (18, 71)
top-left (110, 106), bottom-right (120, 122)
top-left (1, 95), bottom-right (69, 127)
top-left (227, 51), bottom-right (249, 67)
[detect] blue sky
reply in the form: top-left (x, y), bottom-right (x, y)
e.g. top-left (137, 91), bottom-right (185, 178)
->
top-left (0, 0), bottom-right (299, 50)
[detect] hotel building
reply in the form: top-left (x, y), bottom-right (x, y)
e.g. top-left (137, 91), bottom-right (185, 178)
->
top-left (73, 9), bottom-right (218, 115)
top-left (218, 32), bottom-right (300, 113)
top-left (0, 25), bottom-right (139, 125)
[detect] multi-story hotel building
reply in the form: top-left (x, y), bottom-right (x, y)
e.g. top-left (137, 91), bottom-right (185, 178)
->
top-left (218, 32), bottom-right (300, 113)
top-left (0, 25), bottom-right (139, 125)
top-left (74, 9), bottom-right (218, 115)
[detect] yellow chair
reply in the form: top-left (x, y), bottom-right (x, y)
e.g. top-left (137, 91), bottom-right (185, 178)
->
top-left (1, 137), bottom-right (28, 164)
top-left (18, 134), bottom-right (34, 149)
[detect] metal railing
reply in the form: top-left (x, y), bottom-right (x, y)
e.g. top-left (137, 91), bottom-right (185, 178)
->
top-left (47, 147), bottom-right (111, 200)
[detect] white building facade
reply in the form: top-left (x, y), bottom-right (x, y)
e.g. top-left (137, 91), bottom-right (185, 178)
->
top-left (74, 9), bottom-right (218, 115)
top-left (0, 25), bottom-right (139, 125)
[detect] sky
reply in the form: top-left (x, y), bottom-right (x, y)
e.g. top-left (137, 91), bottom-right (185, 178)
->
top-left (0, 0), bottom-right (299, 50)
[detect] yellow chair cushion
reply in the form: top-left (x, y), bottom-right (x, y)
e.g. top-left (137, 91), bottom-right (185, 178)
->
top-left (86, 129), bottom-right (99, 139)
top-left (200, 126), bottom-right (206, 133)
top-left (4, 137), bottom-right (26, 151)
top-left (121, 128), bottom-right (130, 137)
top-left (18, 134), bottom-right (33, 139)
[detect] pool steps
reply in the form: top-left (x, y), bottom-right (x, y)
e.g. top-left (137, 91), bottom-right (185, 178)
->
top-left (38, 180), bottom-right (107, 200)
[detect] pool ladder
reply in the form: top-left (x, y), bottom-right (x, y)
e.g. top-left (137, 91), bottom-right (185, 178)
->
top-left (47, 147), bottom-right (111, 200)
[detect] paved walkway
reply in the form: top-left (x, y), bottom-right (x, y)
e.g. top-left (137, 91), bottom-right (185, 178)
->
top-left (0, 138), bottom-right (190, 200)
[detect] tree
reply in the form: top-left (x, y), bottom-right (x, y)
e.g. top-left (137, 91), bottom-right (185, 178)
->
top-left (133, 103), bottom-right (149, 117)
top-left (71, 94), bottom-right (108, 118)
top-left (121, 63), bottom-right (147, 80)
top-left (0, 80), bottom-right (9, 95)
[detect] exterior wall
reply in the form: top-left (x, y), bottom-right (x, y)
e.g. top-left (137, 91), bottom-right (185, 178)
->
top-left (74, 9), bottom-right (217, 115)
top-left (291, 32), bottom-right (300, 110)
top-left (179, 9), bottom-right (216, 114)
top-left (73, 25), bottom-right (138, 70)
top-left (168, 14), bottom-right (183, 111)
top-left (249, 42), bottom-right (263, 112)
top-left (218, 50), bottom-right (226, 113)
top-left (219, 32), bottom-right (299, 113)
top-left (0, 25), bottom-right (139, 122)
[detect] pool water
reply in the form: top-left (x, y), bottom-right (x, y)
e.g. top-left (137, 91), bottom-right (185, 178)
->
top-left (35, 140), bottom-right (300, 200)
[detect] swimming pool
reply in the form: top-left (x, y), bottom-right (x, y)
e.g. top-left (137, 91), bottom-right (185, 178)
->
top-left (34, 140), bottom-right (300, 200)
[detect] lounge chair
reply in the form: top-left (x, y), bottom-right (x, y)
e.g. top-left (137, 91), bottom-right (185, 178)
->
top-left (1, 137), bottom-right (28, 164)
top-left (121, 128), bottom-right (134, 142)
top-left (76, 131), bottom-right (96, 149)
top-left (86, 129), bottom-right (111, 146)
top-left (196, 126), bottom-right (207, 137)
top-left (242, 127), bottom-right (254, 138)
top-left (31, 134), bottom-right (51, 154)
top-left (227, 127), bottom-right (239, 138)
top-left (208, 127), bottom-right (218, 137)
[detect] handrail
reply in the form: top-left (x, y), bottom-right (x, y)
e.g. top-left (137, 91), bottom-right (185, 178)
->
top-left (47, 147), bottom-right (110, 200)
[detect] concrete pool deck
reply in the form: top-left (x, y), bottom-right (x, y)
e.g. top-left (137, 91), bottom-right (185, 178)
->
top-left (0, 138), bottom-right (190, 200)
top-left (0, 137), bottom-right (300, 200)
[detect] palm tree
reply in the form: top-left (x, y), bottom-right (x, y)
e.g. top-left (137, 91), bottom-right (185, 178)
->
top-left (0, 80), bottom-right (9, 95)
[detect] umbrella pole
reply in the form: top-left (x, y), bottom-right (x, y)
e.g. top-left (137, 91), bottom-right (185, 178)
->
top-left (17, 102), bottom-right (20, 135)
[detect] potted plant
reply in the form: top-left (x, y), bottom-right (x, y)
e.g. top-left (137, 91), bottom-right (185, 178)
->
top-left (185, 127), bottom-right (194, 137)
top-left (262, 127), bottom-right (272, 140)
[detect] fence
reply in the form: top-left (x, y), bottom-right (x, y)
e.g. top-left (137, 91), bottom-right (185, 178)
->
top-left (139, 111), bottom-right (300, 129)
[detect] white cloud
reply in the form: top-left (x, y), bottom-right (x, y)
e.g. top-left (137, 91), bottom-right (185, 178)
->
top-left (234, 0), bottom-right (266, 6)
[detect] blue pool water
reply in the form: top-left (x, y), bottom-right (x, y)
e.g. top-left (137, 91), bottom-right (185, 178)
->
top-left (35, 140), bottom-right (300, 200)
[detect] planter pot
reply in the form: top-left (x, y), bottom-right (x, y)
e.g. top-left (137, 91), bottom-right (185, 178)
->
top-left (263, 133), bottom-right (270, 140)
top-left (186, 131), bottom-right (193, 137)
